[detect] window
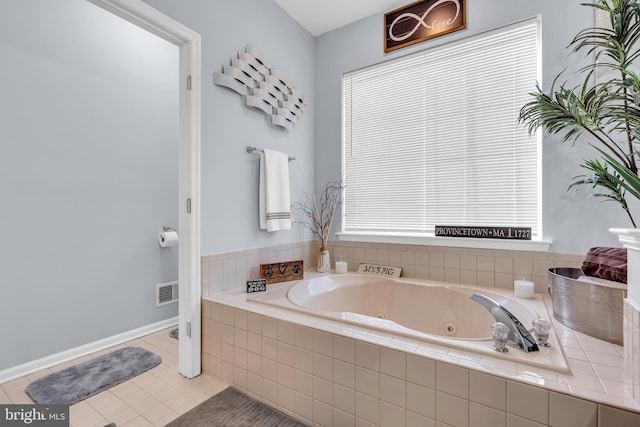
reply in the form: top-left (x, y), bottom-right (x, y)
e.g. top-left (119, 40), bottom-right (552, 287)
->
top-left (343, 19), bottom-right (541, 241)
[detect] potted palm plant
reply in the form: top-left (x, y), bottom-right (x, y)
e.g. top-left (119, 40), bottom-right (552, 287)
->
top-left (519, 0), bottom-right (640, 227)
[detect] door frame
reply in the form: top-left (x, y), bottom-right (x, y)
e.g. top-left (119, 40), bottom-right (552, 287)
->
top-left (88, 0), bottom-right (202, 378)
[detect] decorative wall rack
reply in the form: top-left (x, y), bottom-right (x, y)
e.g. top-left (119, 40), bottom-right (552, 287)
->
top-left (213, 45), bottom-right (307, 131)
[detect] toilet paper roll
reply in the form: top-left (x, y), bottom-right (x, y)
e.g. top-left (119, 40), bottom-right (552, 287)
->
top-left (159, 231), bottom-right (178, 248)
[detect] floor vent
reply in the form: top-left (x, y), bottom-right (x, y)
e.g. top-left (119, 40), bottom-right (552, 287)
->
top-left (156, 281), bottom-right (178, 306)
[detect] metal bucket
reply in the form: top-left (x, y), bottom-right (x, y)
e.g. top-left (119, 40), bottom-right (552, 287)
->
top-left (548, 267), bottom-right (626, 345)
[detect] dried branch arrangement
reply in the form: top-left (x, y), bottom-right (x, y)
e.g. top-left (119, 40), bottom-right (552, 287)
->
top-left (292, 181), bottom-right (345, 248)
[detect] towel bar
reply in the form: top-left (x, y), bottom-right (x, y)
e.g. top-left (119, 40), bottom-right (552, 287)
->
top-left (246, 146), bottom-right (295, 161)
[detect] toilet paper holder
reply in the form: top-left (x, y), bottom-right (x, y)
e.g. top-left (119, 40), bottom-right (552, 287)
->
top-left (162, 225), bottom-right (176, 232)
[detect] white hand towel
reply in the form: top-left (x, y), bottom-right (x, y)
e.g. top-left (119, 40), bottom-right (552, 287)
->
top-left (259, 148), bottom-right (291, 231)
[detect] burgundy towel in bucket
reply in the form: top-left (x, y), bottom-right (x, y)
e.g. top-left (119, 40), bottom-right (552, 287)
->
top-left (582, 247), bottom-right (627, 284)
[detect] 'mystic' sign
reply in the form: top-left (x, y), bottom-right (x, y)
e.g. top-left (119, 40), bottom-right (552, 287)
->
top-left (384, 0), bottom-right (466, 52)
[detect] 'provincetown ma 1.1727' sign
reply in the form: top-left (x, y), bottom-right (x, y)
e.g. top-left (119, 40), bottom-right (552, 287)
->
top-left (384, 0), bottom-right (466, 52)
top-left (435, 225), bottom-right (532, 240)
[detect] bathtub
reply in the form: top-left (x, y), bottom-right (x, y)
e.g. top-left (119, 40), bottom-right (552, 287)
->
top-left (249, 274), bottom-right (570, 373)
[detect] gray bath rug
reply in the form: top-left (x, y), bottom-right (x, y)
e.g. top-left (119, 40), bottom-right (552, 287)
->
top-left (165, 387), bottom-right (309, 427)
top-left (169, 328), bottom-right (179, 339)
top-left (25, 346), bottom-right (161, 405)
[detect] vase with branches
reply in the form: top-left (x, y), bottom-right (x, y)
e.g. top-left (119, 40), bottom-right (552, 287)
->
top-left (292, 180), bottom-right (345, 272)
top-left (519, 0), bottom-right (640, 227)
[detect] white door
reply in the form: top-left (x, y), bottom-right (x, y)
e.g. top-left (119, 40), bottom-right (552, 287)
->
top-left (89, 0), bottom-right (202, 378)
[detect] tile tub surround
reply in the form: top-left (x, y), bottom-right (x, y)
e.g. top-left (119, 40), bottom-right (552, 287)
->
top-left (328, 241), bottom-right (585, 294)
top-left (201, 282), bottom-right (639, 427)
top-left (201, 240), bottom-right (585, 297)
top-left (201, 241), bottom-right (316, 296)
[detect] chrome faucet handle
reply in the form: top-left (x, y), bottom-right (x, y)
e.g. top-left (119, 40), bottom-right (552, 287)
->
top-left (491, 322), bottom-right (510, 352)
top-left (532, 318), bottom-right (552, 347)
top-left (470, 293), bottom-right (539, 353)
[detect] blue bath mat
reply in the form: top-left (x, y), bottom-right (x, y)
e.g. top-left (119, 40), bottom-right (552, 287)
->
top-left (25, 347), bottom-right (161, 405)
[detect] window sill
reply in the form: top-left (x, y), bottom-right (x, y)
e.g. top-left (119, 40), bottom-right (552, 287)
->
top-left (336, 232), bottom-right (552, 252)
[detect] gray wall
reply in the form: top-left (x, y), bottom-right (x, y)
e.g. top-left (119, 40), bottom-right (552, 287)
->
top-left (0, 0), bottom-right (315, 370)
top-left (142, 0), bottom-right (317, 255)
top-left (315, 0), bottom-right (631, 253)
top-left (0, 0), bottom-right (180, 370)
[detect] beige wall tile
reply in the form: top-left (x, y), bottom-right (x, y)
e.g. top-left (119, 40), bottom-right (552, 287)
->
top-left (356, 391), bottom-right (379, 425)
top-left (380, 347), bottom-right (406, 379)
top-left (436, 362), bottom-right (469, 399)
top-left (261, 316), bottom-right (278, 340)
top-left (355, 341), bottom-right (379, 370)
top-left (313, 399), bottom-right (332, 426)
top-left (403, 250), bottom-right (417, 265)
top-left (356, 366), bottom-right (379, 398)
top-left (598, 404), bottom-right (640, 427)
top-left (445, 253), bottom-right (460, 269)
top-left (470, 402), bottom-right (506, 427)
top-left (461, 254), bottom-right (477, 270)
top-left (549, 392), bottom-right (596, 427)
top-left (507, 414), bottom-right (546, 427)
top-left (431, 252), bottom-right (445, 268)
top-left (277, 319), bottom-right (294, 344)
top-left (389, 249), bottom-right (403, 264)
top-left (380, 373), bottom-right (406, 407)
top-left (295, 391), bottom-right (313, 420)
top-left (313, 330), bottom-right (333, 357)
top-left (379, 401), bottom-right (406, 427)
top-left (333, 383), bottom-right (356, 414)
top-left (416, 251), bottom-right (430, 266)
top-left (313, 353), bottom-right (333, 381)
top-left (377, 249), bottom-right (389, 263)
top-left (294, 348), bottom-right (312, 374)
top-left (313, 375), bottom-right (333, 405)
top-left (334, 359), bottom-right (356, 389)
top-left (477, 256), bottom-right (495, 272)
top-left (470, 370), bottom-right (506, 411)
top-left (507, 380), bottom-right (549, 425)
top-left (436, 391), bottom-right (469, 427)
top-left (445, 268), bottom-right (461, 283)
top-left (495, 257), bottom-right (514, 273)
top-left (407, 411), bottom-right (436, 427)
top-left (430, 266), bottom-right (445, 281)
top-left (294, 369), bottom-right (312, 396)
top-left (514, 258), bottom-right (534, 276)
top-left (460, 269), bottom-right (478, 285)
top-left (407, 382), bottom-right (436, 418)
top-left (407, 354), bottom-right (436, 389)
top-left (477, 271), bottom-right (495, 287)
top-left (278, 363), bottom-right (294, 389)
top-left (495, 272), bottom-right (515, 289)
top-left (294, 324), bottom-right (313, 350)
top-left (334, 335), bottom-right (356, 364)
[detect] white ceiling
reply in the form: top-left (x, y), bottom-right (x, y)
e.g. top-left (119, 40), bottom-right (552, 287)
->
top-left (273, 0), bottom-right (403, 36)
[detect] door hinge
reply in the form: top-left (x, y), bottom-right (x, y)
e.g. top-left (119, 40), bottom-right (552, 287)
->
top-left (186, 198), bottom-right (191, 214)
top-left (187, 75), bottom-right (192, 90)
top-left (186, 321), bottom-right (192, 338)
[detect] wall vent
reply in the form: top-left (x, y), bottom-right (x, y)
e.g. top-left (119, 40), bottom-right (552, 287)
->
top-left (156, 281), bottom-right (178, 306)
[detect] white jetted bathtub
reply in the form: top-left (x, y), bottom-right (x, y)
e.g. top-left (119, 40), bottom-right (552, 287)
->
top-left (249, 274), bottom-right (570, 373)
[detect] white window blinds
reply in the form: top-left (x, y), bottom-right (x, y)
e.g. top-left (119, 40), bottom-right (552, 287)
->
top-left (343, 19), bottom-right (541, 239)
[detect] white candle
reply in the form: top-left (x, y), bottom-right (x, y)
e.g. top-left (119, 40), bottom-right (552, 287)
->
top-left (335, 261), bottom-right (348, 274)
top-left (514, 279), bottom-right (535, 298)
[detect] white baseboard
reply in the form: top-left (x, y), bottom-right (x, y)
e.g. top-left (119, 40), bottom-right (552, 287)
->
top-left (0, 317), bottom-right (178, 384)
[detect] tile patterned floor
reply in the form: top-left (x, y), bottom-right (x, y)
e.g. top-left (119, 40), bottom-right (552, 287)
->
top-left (0, 327), bottom-right (228, 426)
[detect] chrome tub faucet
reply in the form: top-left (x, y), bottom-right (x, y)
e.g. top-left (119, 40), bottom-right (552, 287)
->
top-left (470, 293), bottom-right (539, 353)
